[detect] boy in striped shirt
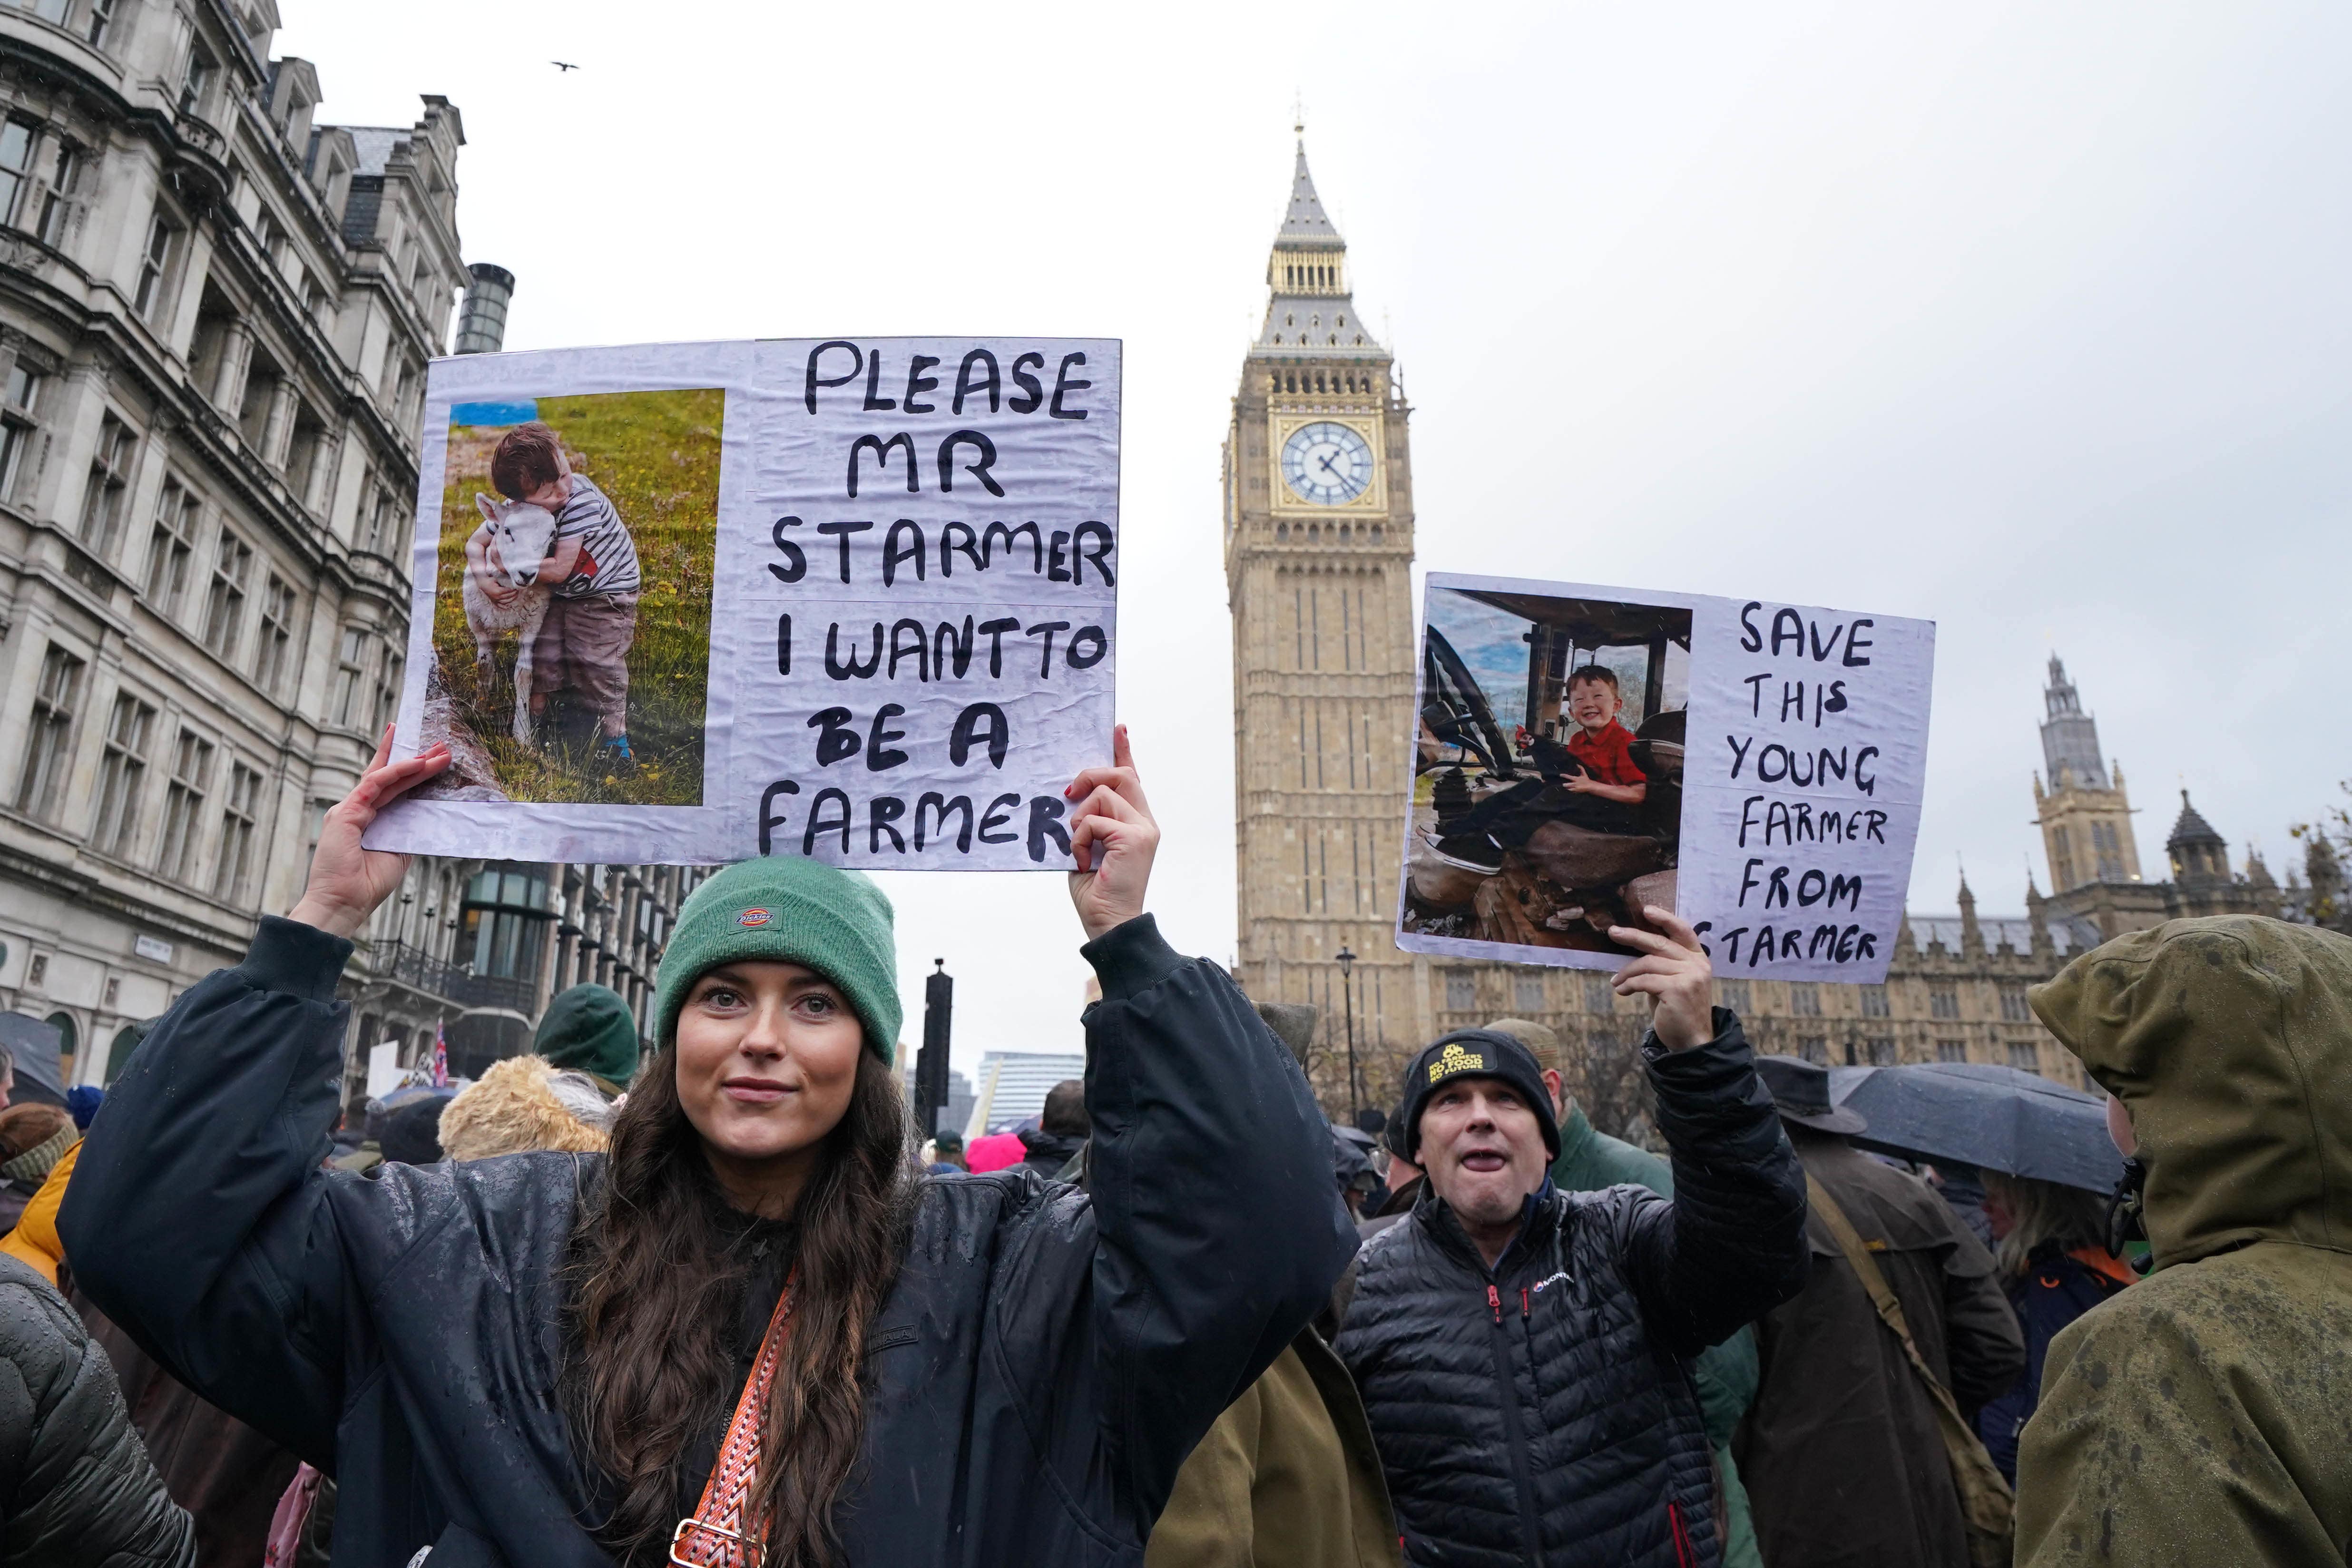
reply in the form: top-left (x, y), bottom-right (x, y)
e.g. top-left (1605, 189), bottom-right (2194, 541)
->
top-left (477, 422), bottom-right (642, 761)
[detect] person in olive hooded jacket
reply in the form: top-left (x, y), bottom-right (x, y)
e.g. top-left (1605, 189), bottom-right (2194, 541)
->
top-left (2016, 915), bottom-right (2352, 1568)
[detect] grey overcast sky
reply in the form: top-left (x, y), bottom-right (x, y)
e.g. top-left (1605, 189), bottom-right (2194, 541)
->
top-left (280, 1), bottom-right (2352, 1071)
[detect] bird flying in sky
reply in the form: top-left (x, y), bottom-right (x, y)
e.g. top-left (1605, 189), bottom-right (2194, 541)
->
top-left (552, 60), bottom-right (580, 72)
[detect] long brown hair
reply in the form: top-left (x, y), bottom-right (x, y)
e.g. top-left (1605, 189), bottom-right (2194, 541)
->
top-left (565, 1044), bottom-right (914, 1566)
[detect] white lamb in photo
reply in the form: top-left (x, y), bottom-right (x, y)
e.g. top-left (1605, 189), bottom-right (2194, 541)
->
top-left (462, 492), bottom-right (557, 743)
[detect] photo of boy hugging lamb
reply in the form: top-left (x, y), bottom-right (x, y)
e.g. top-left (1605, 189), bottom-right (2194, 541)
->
top-left (465, 421), bottom-right (643, 763)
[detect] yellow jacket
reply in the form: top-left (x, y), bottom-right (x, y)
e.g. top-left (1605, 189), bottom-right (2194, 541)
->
top-left (0, 1139), bottom-right (80, 1284)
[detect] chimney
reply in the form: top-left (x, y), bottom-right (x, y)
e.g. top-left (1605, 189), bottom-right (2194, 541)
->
top-left (454, 262), bottom-right (515, 354)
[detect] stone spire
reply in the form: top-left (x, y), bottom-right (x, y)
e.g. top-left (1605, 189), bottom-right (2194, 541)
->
top-left (1959, 872), bottom-right (1984, 957)
top-left (2166, 791), bottom-right (2229, 884)
top-left (2041, 654), bottom-right (2109, 791)
top-left (1255, 137), bottom-right (1383, 356)
top-left (2025, 871), bottom-right (2055, 960)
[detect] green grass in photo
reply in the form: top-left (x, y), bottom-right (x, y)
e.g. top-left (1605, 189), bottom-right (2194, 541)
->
top-left (434, 387), bottom-right (723, 806)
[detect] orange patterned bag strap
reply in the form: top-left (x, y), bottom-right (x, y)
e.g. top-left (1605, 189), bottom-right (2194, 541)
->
top-left (670, 1267), bottom-right (798, 1568)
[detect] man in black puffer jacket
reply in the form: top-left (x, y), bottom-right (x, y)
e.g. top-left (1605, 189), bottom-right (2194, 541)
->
top-left (0, 1253), bottom-right (195, 1566)
top-left (1335, 910), bottom-right (1808, 1568)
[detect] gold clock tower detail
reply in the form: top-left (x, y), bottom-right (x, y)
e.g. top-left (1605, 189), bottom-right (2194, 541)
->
top-left (1225, 140), bottom-right (1424, 1113)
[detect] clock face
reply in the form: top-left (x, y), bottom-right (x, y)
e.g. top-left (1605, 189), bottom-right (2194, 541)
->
top-left (1281, 421), bottom-right (1375, 506)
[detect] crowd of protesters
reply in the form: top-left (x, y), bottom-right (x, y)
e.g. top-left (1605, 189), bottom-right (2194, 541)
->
top-left (0, 726), bottom-right (2343, 1567)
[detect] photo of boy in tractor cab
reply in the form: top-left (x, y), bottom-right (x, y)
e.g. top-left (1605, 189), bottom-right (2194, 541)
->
top-left (1402, 586), bottom-right (1690, 960)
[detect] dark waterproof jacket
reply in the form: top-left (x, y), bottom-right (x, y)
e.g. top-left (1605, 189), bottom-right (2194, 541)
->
top-left (1335, 1015), bottom-right (1809, 1568)
top-left (1018, 1127), bottom-right (1087, 1178)
top-left (1974, 1245), bottom-right (2128, 1483)
top-left (0, 1253), bottom-right (196, 1566)
top-left (1734, 1133), bottom-right (2026, 1568)
top-left (61, 914), bottom-right (1353, 1568)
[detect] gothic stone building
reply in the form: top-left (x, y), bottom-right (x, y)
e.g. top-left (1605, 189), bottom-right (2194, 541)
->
top-left (0, 2), bottom-right (693, 1098)
top-left (1223, 147), bottom-right (2280, 1127)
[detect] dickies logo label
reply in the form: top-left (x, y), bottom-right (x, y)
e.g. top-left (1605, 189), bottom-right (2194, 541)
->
top-left (1429, 1042), bottom-right (1485, 1082)
top-left (738, 909), bottom-right (772, 928)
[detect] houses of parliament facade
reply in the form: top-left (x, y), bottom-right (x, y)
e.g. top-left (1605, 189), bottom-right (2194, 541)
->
top-left (1223, 144), bottom-right (2284, 1119)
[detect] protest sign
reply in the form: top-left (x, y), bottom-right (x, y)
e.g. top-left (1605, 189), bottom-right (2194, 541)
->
top-left (1398, 573), bottom-right (1932, 983)
top-left (365, 338), bottom-right (1121, 869)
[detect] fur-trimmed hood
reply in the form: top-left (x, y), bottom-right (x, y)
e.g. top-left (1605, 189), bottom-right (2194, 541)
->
top-left (438, 1056), bottom-right (612, 1163)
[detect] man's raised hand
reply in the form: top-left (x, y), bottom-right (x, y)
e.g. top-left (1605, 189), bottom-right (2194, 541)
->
top-left (1064, 725), bottom-right (1159, 943)
top-left (287, 725), bottom-right (451, 939)
top-left (1608, 906), bottom-right (1717, 1052)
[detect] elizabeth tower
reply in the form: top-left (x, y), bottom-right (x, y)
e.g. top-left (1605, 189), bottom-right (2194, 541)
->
top-left (1225, 141), bottom-right (1425, 1112)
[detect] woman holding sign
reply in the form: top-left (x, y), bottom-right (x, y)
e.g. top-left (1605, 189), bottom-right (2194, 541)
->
top-left (61, 726), bottom-right (1352, 1568)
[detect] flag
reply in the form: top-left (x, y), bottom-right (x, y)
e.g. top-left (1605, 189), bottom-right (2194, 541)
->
top-left (430, 1023), bottom-right (450, 1089)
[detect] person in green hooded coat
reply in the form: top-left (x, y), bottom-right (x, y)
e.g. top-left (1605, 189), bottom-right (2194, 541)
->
top-left (2016, 914), bottom-right (2352, 1567)
top-left (533, 982), bottom-right (642, 1098)
top-left (1487, 1017), bottom-right (1766, 1568)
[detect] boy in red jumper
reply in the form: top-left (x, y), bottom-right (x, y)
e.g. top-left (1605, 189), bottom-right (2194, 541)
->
top-left (1435, 665), bottom-right (1648, 872)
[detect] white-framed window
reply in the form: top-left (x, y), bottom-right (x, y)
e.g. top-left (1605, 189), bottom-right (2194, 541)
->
top-left (144, 475), bottom-right (199, 614)
top-left (177, 45), bottom-right (216, 118)
top-left (83, 0), bottom-right (116, 46)
top-left (0, 361), bottom-right (42, 500)
top-left (155, 727), bottom-right (216, 882)
top-left (333, 625), bottom-right (368, 727)
top-left (200, 529), bottom-right (252, 658)
top-left (253, 574), bottom-right (295, 695)
top-left (0, 119), bottom-right (35, 226)
top-left (35, 139), bottom-right (80, 247)
top-left (372, 647), bottom-right (403, 732)
top-left (132, 210), bottom-right (179, 320)
top-left (78, 410), bottom-right (134, 551)
top-left (92, 690), bottom-right (156, 856)
top-left (13, 643), bottom-right (86, 819)
top-left (213, 760), bottom-right (260, 902)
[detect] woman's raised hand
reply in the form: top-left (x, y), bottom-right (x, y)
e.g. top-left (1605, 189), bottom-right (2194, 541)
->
top-left (287, 725), bottom-right (451, 939)
top-left (1065, 725), bottom-right (1159, 943)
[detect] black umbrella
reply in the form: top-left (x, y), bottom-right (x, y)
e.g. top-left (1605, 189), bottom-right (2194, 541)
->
top-left (0, 1012), bottom-right (70, 1107)
top-left (1828, 1061), bottom-right (2124, 1195)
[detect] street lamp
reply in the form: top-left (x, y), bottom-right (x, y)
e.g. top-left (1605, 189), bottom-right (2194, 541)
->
top-left (1336, 946), bottom-right (1358, 1120)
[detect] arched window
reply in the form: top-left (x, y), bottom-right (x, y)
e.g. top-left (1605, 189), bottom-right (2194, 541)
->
top-left (106, 1025), bottom-right (142, 1084)
top-left (1276, 522), bottom-right (1289, 540)
top-left (45, 1010), bottom-right (77, 1068)
top-left (1339, 524), bottom-right (1351, 541)
top-left (1308, 523), bottom-right (1320, 541)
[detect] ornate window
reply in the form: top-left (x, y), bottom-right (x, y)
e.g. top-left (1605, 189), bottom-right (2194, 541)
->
top-left (200, 530), bottom-right (252, 658)
top-left (213, 761), bottom-right (261, 902)
top-left (78, 412), bottom-right (135, 552)
top-left (145, 477), bottom-right (200, 614)
top-left (92, 691), bottom-right (157, 855)
top-left (1935, 1039), bottom-right (1966, 1064)
top-left (253, 575), bottom-right (296, 695)
top-left (155, 728), bottom-right (217, 882)
top-left (1929, 982), bottom-right (1960, 1019)
top-left (14, 644), bottom-right (86, 819)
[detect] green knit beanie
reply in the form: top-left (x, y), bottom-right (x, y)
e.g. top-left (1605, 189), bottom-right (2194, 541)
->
top-left (652, 857), bottom-right (902, 1063)
top-left (534, 984), bottom-right (642, 1087)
